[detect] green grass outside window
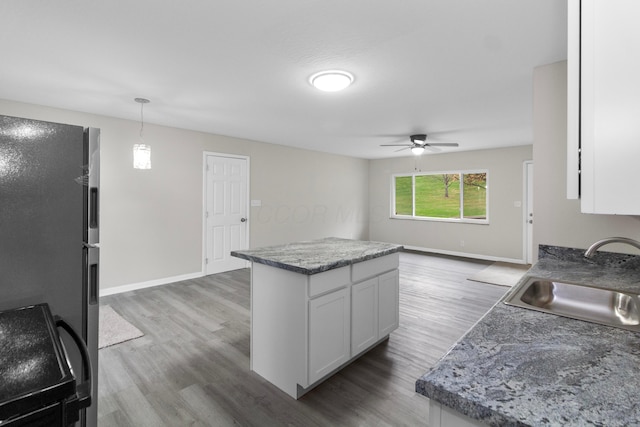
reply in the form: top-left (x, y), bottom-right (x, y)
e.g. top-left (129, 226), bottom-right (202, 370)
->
top-left (394, 172), bottom-right (487, 220)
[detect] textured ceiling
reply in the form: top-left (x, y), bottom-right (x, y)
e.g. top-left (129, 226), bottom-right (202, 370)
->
top-left (0, 0), bottom-right (567, 159)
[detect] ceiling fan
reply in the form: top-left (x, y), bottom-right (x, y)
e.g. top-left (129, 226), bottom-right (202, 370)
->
top-left (381, 134), bottom-right (459, 155)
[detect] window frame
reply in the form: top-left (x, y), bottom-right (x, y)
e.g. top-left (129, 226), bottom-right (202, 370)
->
top-left (390, 169), bottom-right (489, 224)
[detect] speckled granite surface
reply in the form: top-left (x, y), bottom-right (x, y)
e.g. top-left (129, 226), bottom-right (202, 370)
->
top-left (230, 237), bottom-right (403, 275)
top-left (416, 244), bottom-right (640, 427)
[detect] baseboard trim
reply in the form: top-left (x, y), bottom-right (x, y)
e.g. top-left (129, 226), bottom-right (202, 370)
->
top-left (99, 248), bottom-right (525, 297)
top-left (100, 271), bottom-right (204, 297)
top-left (403, 245), bottom-right (526, 265)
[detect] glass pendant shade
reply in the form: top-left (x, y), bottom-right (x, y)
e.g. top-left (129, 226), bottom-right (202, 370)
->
top-left (133, 143), bottom-right (151, 169)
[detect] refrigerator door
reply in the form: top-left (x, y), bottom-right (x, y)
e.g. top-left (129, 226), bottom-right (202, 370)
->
top-left (0, 116), bottom-right (84, 317)
top-left (0, 116), bottom-right (98, 427)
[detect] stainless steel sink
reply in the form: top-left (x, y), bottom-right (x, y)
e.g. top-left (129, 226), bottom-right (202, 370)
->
top-left (504, 277), bottom-right (640, 332)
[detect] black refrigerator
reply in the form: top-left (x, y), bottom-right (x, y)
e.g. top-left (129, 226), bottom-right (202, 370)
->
top-left (0, 115), bottom-right (99, 427)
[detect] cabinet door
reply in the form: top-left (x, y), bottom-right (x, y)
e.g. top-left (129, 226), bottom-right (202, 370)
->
top-left (351, 278), bottom-right (379, 356)
top-left (581, 0), bottom-right (640, 214)
top-left (308, 288), bottom-right (350, 384)
top-left (378, 270), bottom-right (399, 337)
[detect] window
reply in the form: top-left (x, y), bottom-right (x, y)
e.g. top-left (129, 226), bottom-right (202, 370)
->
top-left (392, 171), bottom-right (488, 223)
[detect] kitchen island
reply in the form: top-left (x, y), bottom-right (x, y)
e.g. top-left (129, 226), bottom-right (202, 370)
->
top-left (416, 245), bottom-right (640, 426)
top-left (231, 237), bottom-right (403, 398)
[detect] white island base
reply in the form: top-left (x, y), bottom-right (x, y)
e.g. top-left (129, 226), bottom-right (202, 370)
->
top-left (429, 401), bottom-right (488, 427)
top-left (250, 253), bottom-right (400, 398)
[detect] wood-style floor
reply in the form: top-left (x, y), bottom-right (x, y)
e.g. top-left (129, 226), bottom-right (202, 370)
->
top-left (97, 251), bottom-right (508, 426)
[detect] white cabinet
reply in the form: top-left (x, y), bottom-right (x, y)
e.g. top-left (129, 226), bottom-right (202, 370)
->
top-left (309, 287), bottom-right (350, 384)
top-left (249, 253), bottom-right (400, 399)
top-left (378, 269), bottom-right (400, 336)
top-left (429, 401), bottom-right (487, 427)
top-left (351, 278), bottom-right (379, 356)
top-left (566, 0), bottom-right (580, 200)
top-left (351, 270), bottom-right (400, 357)
top-left (568, 0), bottom-right (640, 214)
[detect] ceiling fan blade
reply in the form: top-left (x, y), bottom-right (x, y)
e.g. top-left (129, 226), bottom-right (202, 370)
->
top-left (426, 142), bottom-right (459, 147)
top-left (424, 145), bottom-right (441, 152)
top-left (380, 144), bottom-right (412, 147)
top-left (394, 147), bottom-right (410, 152)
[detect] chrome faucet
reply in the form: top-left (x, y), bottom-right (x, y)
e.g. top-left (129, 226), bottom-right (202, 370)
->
top-left (584, 237), bottom-right (640, 258)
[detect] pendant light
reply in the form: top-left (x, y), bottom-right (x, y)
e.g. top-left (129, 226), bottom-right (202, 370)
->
top-left (133, 97), bottom-right (151, 169)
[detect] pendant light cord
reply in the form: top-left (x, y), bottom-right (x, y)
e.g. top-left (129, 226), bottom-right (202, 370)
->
top-left (139, 101), bottom-right (145, 139)
top-left (134, 97), bottom-right (150, 139)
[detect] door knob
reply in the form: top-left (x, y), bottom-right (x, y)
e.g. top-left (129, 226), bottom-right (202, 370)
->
top-left (241, 218), bottom-right (247, 222)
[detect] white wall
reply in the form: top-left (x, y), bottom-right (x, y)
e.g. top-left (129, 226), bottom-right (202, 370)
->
top-left (0, 99), bottom-right (370, 291)
top-left (8, 61), bottom-right (636, 293)
top-left (368, 146), bottom-right (533, 263)
top-left (532, 61), bottom-right (640, 259)
top-left (245, 141), bottom-right (369, 248)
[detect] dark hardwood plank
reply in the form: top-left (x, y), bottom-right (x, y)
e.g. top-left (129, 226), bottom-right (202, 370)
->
top-left (98, 252), bottom-right (508, 426)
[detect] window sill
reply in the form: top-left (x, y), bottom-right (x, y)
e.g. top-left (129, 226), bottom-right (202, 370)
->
top-left (390, 215), bottom-right (489, 225)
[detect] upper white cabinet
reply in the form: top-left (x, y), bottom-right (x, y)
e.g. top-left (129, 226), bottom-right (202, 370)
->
top-left (567, 0), bottom-right (580, 200)
top-left (568, 0), bottom-right (640, 214)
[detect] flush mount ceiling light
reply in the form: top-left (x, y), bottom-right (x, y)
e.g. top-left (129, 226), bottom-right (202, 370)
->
top-left (309, 70), bottom-right (354, 92)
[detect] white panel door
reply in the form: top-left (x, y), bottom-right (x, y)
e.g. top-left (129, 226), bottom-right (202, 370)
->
top-left (205, 154), bottom-right (248, 274)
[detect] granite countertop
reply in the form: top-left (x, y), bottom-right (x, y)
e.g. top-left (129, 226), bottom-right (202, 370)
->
top-left (230, 237), bottom-right (404, 275)
top-left (416, 245), bottom-right (640, 427)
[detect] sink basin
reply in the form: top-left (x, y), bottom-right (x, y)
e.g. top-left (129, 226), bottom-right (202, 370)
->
top-left (504, 277), bottom-right (640, 332)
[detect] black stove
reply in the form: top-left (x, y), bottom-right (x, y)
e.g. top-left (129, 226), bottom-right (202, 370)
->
top-left (0, 304), bottom-right (91, 426)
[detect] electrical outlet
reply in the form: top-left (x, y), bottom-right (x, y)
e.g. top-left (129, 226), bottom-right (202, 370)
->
top-left (460, 240), bottom-right (465, 247)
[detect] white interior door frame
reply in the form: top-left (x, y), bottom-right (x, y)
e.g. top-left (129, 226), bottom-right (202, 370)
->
top-left (523, 161), bottom-right (534, 264)
top-left (202, 152), bottom-right (250, 274)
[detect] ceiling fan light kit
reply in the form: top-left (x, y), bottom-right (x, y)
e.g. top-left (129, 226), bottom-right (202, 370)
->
top-left (309, 70), bottom-right (354, 92)
top-left (411, 146), bottom-right (425, 155)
